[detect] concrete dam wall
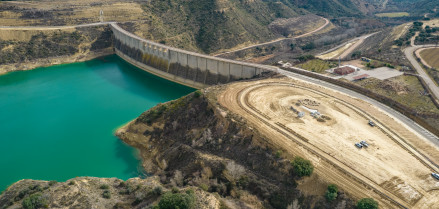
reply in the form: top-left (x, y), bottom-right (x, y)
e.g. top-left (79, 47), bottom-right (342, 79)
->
top-left (110, 23), bottom-right (275, 89)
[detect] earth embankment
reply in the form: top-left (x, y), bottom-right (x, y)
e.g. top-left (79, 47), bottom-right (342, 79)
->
top-left (217, 77), bottom-right (439, 209)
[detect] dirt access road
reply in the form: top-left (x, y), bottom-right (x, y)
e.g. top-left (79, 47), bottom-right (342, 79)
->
top-left (317, 32), bottom-right (378, 60)
top-left (213, 17), bottom-right (330, 56)
top-left (218, 78), bottom-right (439, 209)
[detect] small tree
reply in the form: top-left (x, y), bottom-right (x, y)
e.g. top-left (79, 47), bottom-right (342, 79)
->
top-left (158, 191), bottom-right (195, 209)
top-left (290, 43), bottom-right (295, 51)
top-left (291, 157), bottom-right (314, 177)
top-left (22, 193), bottom-right (48, 209)
top-left (325, 184), bottom-right (338, 202)
top-left (356, 198), bottom-right (378, 209)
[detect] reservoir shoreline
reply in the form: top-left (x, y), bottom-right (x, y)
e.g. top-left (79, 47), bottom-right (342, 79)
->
top-left (0, 55), bottom-right (195, 191)
top-left (0, 48), bottom-right (114, 76)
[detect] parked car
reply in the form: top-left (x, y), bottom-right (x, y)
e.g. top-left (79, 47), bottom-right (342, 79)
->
top-left (368, 120), bottom-right (376, 127)
top-left (360, 140), bottom-right (369, 147)
top-left (432, 173), bottom-right (439, 180)
top-left (355, 143), bottom-right (363, 148)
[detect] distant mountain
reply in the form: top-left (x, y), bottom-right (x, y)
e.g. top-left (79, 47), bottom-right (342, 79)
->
top-left (291, 0), bottom-right (362, 17)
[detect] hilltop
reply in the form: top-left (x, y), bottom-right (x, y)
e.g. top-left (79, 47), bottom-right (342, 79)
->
top-left (0, 0), bottom-right (422, 54)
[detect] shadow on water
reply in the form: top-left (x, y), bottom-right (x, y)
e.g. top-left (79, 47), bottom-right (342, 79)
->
top-left (114, 138), bottom-right (148, 179)
top-left (85, 55), bottom-right (195, 99)
top-left (0, 68), bottom-right (38, 86)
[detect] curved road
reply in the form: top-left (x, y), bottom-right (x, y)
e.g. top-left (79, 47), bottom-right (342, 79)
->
top-left (404, 45), bottom-right (439, 100)
top-left (213, 17), bottom-right (330, 56)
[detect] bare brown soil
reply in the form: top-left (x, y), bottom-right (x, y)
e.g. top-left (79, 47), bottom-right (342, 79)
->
top-left (218, 77), bottom-right (439, 209)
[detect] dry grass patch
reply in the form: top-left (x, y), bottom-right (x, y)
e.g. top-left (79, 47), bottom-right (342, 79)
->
top-left (356, 75), bottom-right (439, 114)
top-left (375, 12), bottom-right (409, 18)
top-left (420, 48), bottom-right (439, 69)
top-left (296, 59), bottom-right (336, 73)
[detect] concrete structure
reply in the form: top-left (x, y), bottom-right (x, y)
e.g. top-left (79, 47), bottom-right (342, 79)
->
top-left (326, 65), bottom-right (403, 81)
top-left (352, 74), bottom-right (369, 81)
top-left (110, 23), bottom-right (274, 89)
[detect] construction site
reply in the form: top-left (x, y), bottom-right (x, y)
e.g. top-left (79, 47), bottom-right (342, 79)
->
top-left (218, 77), bottom-right (439, 209)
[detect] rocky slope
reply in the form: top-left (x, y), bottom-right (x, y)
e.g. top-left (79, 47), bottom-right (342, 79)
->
top-left (115, 77), bottom-right (356, 209)
top-left (0, 177), bottom-right (221, 209)
top-left (0, 25), bottom-right (113, 75)
top-left (0, 0), bottom-right (389, 55)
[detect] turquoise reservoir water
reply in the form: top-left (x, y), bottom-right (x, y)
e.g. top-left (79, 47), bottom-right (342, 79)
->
top-left (0, 55), bottom-right (194, 191)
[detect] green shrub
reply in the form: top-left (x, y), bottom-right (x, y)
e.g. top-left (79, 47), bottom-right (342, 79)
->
top-left (22, 193), bottom-right (48, 209)
top-left (325, 191), bottom-right (337, 202)
top-left (291, 157), bottom-right (314, 177)
top-left (118, 181), bottom-right (126, 188)
top-left (100, 184), bottom-right (109, 190)
top-left (172, 187), bottom-right (180, 193)
top-left (356, 198), bottom-right (378, 209)
top-left (301, 42), bottom-right (316, 50)
top-left (102, 190), bottom-right (111, 199)
top-left (327, 184), bottom-right (338, 193)
top-left (193, 90), bottom-right (202, 98)
top-left (199, 184), bottom-right (208, 191)
top-left (325, 184), bottom-right (338, 202)
top-left (275, 150), bottom-right (282, 158)
top-left (152, 186), bottom-right (163, 195)
top-left (68, 181), bottom-right (75, 185)
top-left (48, 181), bottom-right (57, 186)
top-left (158, 192), bottom-right (195, 209)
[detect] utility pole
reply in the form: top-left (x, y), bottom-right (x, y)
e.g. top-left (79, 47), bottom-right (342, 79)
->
top-left (99, 9), bottom-right (104, 22)
top-left (339, 56), bottom-right (341, 67)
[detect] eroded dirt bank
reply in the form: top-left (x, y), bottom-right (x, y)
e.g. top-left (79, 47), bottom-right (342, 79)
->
top-left (0, 25), bottom-right (113, 75)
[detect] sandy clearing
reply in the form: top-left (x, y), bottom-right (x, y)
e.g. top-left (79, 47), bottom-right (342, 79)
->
top-left (317, 41), bottom-right (357, 60)
top-left (218, 77), bottom-right (439, 209)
